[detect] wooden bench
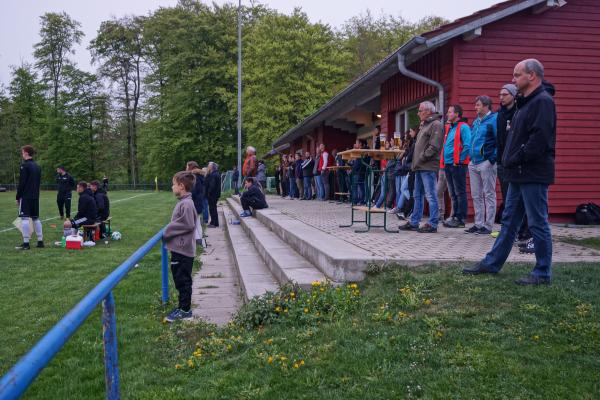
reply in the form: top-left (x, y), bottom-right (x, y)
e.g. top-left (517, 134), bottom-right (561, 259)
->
top-left (352, 206), bottom-right (386, 213)
top-left (82, 222), bottom-right (101, 242)
top-left (102, 216), bottom-right (112, 234)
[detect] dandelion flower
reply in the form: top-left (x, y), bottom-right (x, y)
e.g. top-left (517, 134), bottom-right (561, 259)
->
top-left (275, 306), bottom-right (281, 312)
top-left (304, 308), bottom-right (309, 313)
top-left (533, 335), bottom-right (540, 341)
top-left (424, 299), bottom-right (432, 305)
top-left (267, 356), bottom-right (274, 364)
top-left (293, 363), bottom-right (299, 369)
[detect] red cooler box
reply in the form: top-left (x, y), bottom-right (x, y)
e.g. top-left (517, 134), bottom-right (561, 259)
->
top-left (66, 235), bottom-right (83, 250)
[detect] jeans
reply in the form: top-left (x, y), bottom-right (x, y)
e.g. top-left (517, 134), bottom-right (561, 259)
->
top-left (375, 174), bottom-right (387, 208)
top-left (410, 171), bottom-right (439, 228)
top-left (303, 176), bottom-right (313, 200)
top-left (289, 176), bottom-right (297, 198)
top-left (315, 174), bottom-right (324, 199)
top-left (395, 175), bottom-right (410, 210)
top-left (480, 183), bottom-right (552, 278)
top-left (321, 170), bottom-right (330, 200)
top-left (469, 160), bottom-right (497, 230)
top-left (202, 198), bottom-right (209, 222)
top-left (444, 165), bottom-right (468, 223)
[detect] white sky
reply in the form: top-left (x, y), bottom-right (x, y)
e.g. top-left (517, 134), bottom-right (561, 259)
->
top-left (0, 0), bottom-right (499, 86)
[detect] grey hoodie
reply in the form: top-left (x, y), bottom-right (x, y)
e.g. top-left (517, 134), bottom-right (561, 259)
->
top-left (163, 192), bottom-right (197, 258)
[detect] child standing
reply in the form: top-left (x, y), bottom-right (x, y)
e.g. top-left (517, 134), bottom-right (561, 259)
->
top-left (163, 171), bottom-right (198, 322)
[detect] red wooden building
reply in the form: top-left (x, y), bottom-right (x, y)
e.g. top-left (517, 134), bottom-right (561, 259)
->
top-left (272, 0), bottom-right (600, 218)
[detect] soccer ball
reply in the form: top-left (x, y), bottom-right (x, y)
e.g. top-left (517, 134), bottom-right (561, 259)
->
top-left (111, 231), bottom-right (122, 241)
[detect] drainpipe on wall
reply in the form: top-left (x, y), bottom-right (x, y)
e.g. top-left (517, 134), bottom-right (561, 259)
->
top-left (397, 37), bottom-right (445, 124)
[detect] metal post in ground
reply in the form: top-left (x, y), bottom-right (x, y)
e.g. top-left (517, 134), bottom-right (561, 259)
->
top-left (102, 292), bottom-right (120, 400)
top-left (161, 240), bottom-right (169, 304)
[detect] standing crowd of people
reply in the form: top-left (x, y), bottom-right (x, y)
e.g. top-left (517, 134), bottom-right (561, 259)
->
top-left (264, 58), bottom-right (556, 285)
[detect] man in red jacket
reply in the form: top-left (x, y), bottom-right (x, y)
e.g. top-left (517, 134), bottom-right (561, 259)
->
top-left (316, 143), bottom-right (329, 200)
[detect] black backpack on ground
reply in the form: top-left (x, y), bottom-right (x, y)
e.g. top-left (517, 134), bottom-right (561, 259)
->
top-left (575, 202), bottom-right (600, 225)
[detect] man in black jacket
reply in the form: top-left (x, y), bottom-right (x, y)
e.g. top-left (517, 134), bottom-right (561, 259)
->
top-left (239, 178), bottom-right (268, 217)
top-left (301, 152), bottom-right (314, 200)
top-left (463, 59), bottom-right (556, 286)
top-left (206, 162), bottom-right (221, 228)
top-left (63, 182), bottom-right (98, 233)
top-left (15, 145), bottom-right (44, 250)
top-left (90, 180), bottom-right (110, 238)
top-left (496, 84), bottom-right (517, 221)
top-left (56, 166), bottom-right (75, 219)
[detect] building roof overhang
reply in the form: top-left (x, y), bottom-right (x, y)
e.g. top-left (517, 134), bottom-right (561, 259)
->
top-left (272, 0), bottom-right (561, 148)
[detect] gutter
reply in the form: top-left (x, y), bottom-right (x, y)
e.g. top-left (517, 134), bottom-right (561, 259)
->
top-left (397, 36), bottom-right (444, 124)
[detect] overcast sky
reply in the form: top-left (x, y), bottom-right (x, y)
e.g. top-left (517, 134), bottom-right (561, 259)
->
top-left (0, 0), bottom-right (498, 86)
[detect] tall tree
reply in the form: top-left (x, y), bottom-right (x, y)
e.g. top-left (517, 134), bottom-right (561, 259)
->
top-left (90, 16), bottom-right (144, 185)
top-left (339, 12), bottom-right (448, 81)
top-left (33, 12), bottom-right (83, 112)
top-left (243, 8), bottom-right (347, 155)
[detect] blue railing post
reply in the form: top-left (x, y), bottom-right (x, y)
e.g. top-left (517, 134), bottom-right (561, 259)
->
top-left (102, 292), bottom-right (120, 400)
top-left (161, 240), bottom-right (169, 304)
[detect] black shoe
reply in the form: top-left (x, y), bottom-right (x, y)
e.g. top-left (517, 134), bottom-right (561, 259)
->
top-left (518, 238), bottom-right (532, 248)
top-left (399, 222), bottom-right (418, 231)
top-left (515, 275), bottom-right (550, 286)
top-left (476, 227), bottom-right (493, 235)
top-left (15, 243), bottom-right (31, 250)
top-left (36, 241), bottom-right (45, 248)
top-left (417, 223), bottom-right (437, 233)
top-left (207, 224), bottom-right (218, 228)
top-left (519, 239), bottom-right (535, 254)
top-left (464, 225), bottom-right (480, 234)
top-left (444, 217), bottom-right (465, 228)
top-left (462, 263), bottom-right (497, 275)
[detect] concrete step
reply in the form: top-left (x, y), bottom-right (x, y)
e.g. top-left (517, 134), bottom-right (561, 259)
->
top-left (226, 199), bottom-right (327, 290)
top-left (229, 196), bottom-right (383, 282)
top-left (221, 206), bottom-right (279, 303)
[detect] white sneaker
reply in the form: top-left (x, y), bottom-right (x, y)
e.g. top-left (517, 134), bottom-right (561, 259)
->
top-left (387, 207), bottom-right (398, 214)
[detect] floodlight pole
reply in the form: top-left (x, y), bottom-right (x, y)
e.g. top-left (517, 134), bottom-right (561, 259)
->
top-left (237, 0), bottom-right (242, 186)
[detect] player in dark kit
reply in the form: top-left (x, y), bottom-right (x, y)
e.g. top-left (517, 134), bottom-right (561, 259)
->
top-left (56, 166), bottom-right (75, 219)
top-left (15, 145), bottom-right (44, 250)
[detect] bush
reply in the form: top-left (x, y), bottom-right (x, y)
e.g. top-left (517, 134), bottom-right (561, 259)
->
top-left (233, 281), bottom-right (362, 329)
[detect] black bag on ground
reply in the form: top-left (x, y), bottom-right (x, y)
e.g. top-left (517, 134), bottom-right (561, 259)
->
top-left (575, 202), bottom-right (600, 225)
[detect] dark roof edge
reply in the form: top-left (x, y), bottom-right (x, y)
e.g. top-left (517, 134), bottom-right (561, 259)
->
top-left (273, 0), bottom-right (548, 148)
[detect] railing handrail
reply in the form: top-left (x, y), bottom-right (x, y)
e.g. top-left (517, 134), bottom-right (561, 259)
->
top-left (0, 227), bottom-right (168, 400)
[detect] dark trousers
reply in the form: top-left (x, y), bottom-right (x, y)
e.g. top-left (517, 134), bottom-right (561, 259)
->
top-left (481, 183), bottom-right (552, 278)
top-left (241, 197), bottom-right (267, 212)
top-left (57, 192), bottom-right (72, 218)
top-left (208, 197), bottom-right (219, 226)
top-left (233, 180), bottom-right (239, 195)
top-left (170, 251), bottom-right (193, 311)
top-left (444, 165), bottom-right (468, 223)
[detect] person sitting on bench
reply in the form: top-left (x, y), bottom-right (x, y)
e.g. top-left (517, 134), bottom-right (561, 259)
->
top-left (239, 177), bottom-right (268, 218)
top-left (63, 182), bottom-right (98, 238)
top-left (90, 180), bottom-right (110, 238)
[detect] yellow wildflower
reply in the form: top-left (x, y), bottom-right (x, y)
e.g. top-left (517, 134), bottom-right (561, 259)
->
top-left (311, 280), bottom-right (321, 287)
top-left (304, 308), bottom-right (309, 313)
top-left (175, 364), bottom-right (182, 370)
top-left (293, 363), bottom-right (300, 369)
top-left (424, 298), bottom-right (432, 305)
top-left (436, 331), bottom-right (443, 338)
top-left (275, 306), bottom-right (281, 312)
top-left (300, 360), bottom-right (305, 366)
top-left (265, 338), bottom-right (273, 345)
top-left (349, 283), bottom-right (358, 289)
top-left (533, 335), bottom-right (540, 341)
top-left (187, 359), bottom-right (195, 368)
top-left (267, 356), bottom-right (274, 364)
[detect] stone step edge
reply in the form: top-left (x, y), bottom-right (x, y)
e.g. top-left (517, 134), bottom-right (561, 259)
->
top-left (226, 201), bottom-right (327, 289)
top-left (220, 207), bottom-right (279, 303)
top-left (228, 196), bottom-right (384, 282)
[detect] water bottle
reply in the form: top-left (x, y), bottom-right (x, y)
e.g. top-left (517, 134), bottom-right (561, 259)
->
top-left (61, 236), bottom-right (66, 248)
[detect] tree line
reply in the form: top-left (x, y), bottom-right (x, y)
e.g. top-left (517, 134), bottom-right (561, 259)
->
top-left (0, 1), bottom-right (445, 185)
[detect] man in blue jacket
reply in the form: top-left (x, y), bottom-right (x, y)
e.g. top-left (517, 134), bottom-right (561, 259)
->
top-left (463, 59), bottom-right (556, 286)
top-left (465, 95), bottom-right (498, 235)
top-left (441, 105), bottom-right (471, 228)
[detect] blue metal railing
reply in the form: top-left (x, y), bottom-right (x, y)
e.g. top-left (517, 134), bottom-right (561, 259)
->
top-left (0, 227), bottom-right (170, 400)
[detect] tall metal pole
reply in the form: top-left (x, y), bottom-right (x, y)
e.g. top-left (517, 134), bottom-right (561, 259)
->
top-left (237, 0), bottom-right (242, 186)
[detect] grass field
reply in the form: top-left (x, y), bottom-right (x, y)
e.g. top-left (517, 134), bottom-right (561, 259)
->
top-left (1, 191), bottom-right (599, 399)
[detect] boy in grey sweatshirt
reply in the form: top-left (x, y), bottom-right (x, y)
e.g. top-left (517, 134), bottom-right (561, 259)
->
top-left (163, 171), bottom-right (198, 322)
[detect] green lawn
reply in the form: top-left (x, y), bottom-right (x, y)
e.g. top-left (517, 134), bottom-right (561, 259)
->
top-left (1, 191), bottom-right (599, 399)
top-left (560, 236), bottom-right (600, 250)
